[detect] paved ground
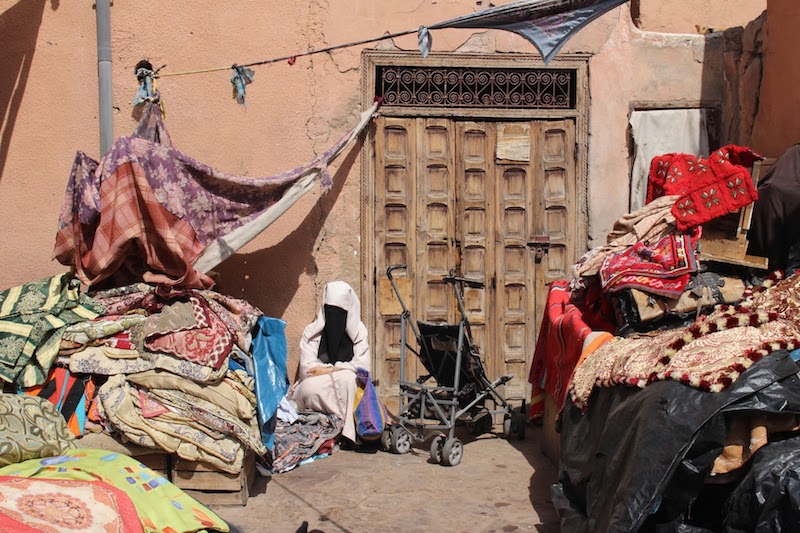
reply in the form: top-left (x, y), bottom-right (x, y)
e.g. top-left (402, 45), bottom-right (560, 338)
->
top-left (214, 425), bottom-right (559, 533)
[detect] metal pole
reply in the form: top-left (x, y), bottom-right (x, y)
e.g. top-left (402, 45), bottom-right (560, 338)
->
top-left (96, 0), bottom-right (113, 155)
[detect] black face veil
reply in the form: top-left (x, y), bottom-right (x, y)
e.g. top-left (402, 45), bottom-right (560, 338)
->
top-left (318, 304), bottom-right (355, 364)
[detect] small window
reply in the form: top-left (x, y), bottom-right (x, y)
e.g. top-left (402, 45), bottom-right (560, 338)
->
top-left (628, 104), bottom-right (721, 211)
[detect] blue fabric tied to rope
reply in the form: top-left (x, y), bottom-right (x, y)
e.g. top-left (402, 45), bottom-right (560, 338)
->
top-left (417, 26), bottom-right (432, 58)
top-left (230, 65), bottom-right (255, 107)
top-left (132, 67), bottom-right (155, 108)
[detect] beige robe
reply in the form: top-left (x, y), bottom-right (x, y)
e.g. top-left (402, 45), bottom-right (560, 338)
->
top-left (291, 281), bottom-right (371, 442)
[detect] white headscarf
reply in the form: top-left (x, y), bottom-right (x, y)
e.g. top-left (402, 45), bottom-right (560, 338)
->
top-left (298, 281), bottom-right (371, 379)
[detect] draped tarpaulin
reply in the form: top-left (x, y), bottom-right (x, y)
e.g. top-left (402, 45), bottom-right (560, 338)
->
top-left (424, 0), bottom-right (627, 63)
top-left (55, 102), bottom-right (379, 290)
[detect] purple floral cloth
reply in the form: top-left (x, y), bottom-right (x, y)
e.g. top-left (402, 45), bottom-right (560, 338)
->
top-left (58, 103), bottom-right (372, 247)
top-left (55, 102), bottom-right (378, 288)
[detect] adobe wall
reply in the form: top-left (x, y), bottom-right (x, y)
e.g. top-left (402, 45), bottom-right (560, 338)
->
top-left (634, 0), bottom-right (766, 34)
top-left (0, 0), bottom-right (766, 364)
top-left (750, 0), bottom-right (800, 158)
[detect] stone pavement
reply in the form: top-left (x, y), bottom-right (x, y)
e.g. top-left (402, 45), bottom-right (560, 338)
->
top-left (214, 426), bottom-right (559, 533)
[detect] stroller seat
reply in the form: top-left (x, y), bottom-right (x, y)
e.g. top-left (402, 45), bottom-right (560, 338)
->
top-left (416, 320), bottom-right (485, 389)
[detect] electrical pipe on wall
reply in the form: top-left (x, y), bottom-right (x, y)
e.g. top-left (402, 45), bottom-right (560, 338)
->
top-left (96, 0), bottom-right (113, 155)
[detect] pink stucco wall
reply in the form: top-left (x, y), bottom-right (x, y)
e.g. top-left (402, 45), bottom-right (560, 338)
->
top-left (634, 0), bottom-right (766, 34)
top-left (750, 0), bottom-right (800, 158)
top-left (0, 0), bottom-right (766, 364)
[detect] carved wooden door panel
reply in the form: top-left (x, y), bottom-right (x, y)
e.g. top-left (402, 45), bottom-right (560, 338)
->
top-left (454, 121), bottom-right (495, 383)
top-left (374, 116), bottom-right (576, 406)
top-left (492, 119), bottom-right (577, 402)
top-left (374, 116), bottom-right (458, 397)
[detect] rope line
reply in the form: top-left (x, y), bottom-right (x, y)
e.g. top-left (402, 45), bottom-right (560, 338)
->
top-left (156, 28), bottom-right (417, 78)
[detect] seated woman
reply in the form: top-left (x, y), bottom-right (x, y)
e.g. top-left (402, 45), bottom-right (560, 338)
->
top-left (291, 281), bottom-right (370, 444)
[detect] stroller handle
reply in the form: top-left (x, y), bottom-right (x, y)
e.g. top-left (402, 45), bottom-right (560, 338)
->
top-left (386, 264), bottom-right (407, 279)
top-left (443, 273), bottom-right (485, 289)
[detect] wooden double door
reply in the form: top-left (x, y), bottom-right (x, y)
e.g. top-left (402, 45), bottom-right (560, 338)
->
top-left (372, 116), bottom-right (577, 404)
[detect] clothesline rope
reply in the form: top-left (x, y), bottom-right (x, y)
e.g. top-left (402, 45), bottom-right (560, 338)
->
top-left (141, 0), bottom-right (630, 107)
top-left (156, 28), bottom-right (417, 78)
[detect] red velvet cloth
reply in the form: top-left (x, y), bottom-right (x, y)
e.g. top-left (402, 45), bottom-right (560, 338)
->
top-left (646, 145), bottom-right (763, 231)
top-left (528, 281), bottom-right (593, 419)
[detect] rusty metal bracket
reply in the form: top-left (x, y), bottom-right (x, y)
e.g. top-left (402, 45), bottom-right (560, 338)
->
top-left (527, 235), bottom-right (551, 263)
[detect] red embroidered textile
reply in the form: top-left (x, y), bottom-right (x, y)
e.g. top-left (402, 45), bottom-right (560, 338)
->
top-left (143, 296), bottom-right (234, 370)
top-left (0, 476), bottom-right (143, 533)
top-left (598, 231), bottom-right (700, 298)
top-left (645, 145), bottom-right (763, 231)
top-left (528, 281), bottom-right (592, 419)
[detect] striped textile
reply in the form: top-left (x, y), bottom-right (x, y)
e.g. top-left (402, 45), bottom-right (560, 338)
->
top-left (0, 273), bottom-right (103, 386)
top-left (527, 280), bottom-right (592, 419)
top-left (353, 367), bottom-right (389, 440)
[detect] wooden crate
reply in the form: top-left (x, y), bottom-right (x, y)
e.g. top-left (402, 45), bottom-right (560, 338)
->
top-left (138, 453), bottom-right (172, 482)
top-left (171, 452), bottom-right (256, 507)
top-left (75, 432), bottom-right (172, 481)
top-left (697, 158), bottom-right (774, 269)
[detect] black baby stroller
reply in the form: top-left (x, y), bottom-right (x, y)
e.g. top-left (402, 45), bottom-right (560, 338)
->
top-left (382, 265), bottom-right (527, 467)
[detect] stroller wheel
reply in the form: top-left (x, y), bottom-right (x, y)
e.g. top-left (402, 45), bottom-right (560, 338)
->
top-left (380, 427), bottom-right (392, 451)
top-left (502, 415), bottom-right (513, 440)
top-left (516, 400), bottom-right (528, 440)
top-left (391, 426), bottom-right (412, 454)
top-left (440, 438), bottom-right (463, 467)
top-left (516, 412), bottom-right (527, 440)
top-left (429, 434), bottom-right (445, 463)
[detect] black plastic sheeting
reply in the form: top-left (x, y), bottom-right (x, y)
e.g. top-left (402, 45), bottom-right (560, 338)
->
top-left (723, 434), bottom-right (800, 532)
top-left (552, 350), bottom-right (800, 532)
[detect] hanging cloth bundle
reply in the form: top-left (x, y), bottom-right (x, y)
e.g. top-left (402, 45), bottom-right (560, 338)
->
top-left (132, 60), bottom-right (166, 121)
top-left (55, 99), bottom-right (380, 289)
top-left (230, 65), bottom-right (255, 107)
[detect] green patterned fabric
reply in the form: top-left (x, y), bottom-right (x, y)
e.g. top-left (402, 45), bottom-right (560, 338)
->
top-left (0, 394), bottom-right (77, 467)
top-left (0, 273), bottom-right (104, 386)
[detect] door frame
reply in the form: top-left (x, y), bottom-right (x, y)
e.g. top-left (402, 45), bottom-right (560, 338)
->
top-left (359, 50), bottom-right (591, 382)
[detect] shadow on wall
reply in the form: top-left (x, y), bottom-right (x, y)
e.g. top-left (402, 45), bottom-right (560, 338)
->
top-left (0, 0), bottom-right (51, 182)
top-left (213, 139), bottom-right (363, 320)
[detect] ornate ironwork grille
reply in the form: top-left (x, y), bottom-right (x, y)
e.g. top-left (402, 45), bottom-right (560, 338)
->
top-left (376, 66), bottom-right (576, 109)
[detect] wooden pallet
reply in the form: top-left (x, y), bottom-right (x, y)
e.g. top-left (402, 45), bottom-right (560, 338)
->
top-left (171, 452), bottom-right (256, 507)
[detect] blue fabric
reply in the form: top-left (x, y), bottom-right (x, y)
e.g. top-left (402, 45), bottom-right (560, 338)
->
top-left (228, 346), bottom-right (254, 375)
top-left (790, 348), bottom-right (800, 362)
top-left (250, 316), bottom-right (289, 450)
top-left (417, 26), bottom-right (432, 59)
top-left (429, 0), bottom-right (626, 64)
top-left (230, 66), bottom-right (255, 107)
top-left (133, 67), bottom-right (155, 108)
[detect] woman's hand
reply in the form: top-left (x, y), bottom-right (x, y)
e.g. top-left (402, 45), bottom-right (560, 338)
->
top-left (307, 366), bottom-right (334, 377)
